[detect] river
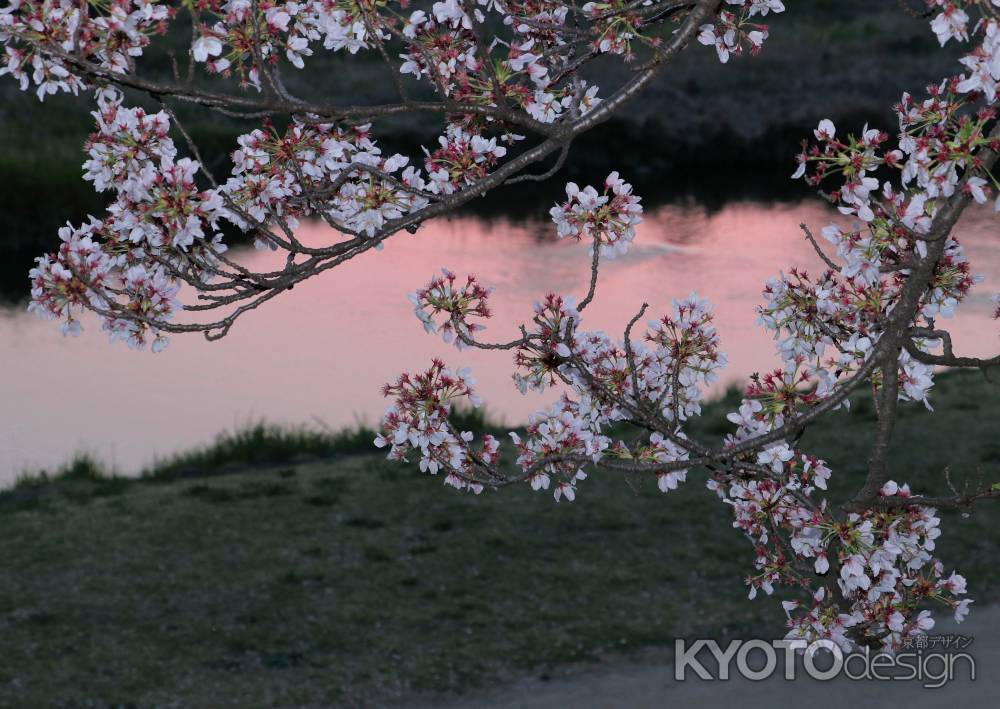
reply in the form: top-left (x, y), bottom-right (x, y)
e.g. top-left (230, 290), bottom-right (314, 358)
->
top-left (2, 199), bottom-right (998, 485)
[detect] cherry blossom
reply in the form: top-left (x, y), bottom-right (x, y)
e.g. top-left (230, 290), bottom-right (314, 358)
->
top-left (8, 0), bottom-right (999, 651)
top-left (698, 0), bottom-right (781, 63)
top-left (0, 0), bottom-right (171, 99)
top-left (409, 269), bottom-right (493, 349)
top-left (930, 2), bottom-right (970, 46)
top-left (549, 171), bottom-right (643, 257)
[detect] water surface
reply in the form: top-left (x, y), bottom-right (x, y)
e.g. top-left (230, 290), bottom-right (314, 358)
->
top-left (2, 200), bottom-right (998, 485)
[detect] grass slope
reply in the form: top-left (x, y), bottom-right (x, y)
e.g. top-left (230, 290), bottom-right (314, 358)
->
top-left (0, 371), bottom-right (997, 706)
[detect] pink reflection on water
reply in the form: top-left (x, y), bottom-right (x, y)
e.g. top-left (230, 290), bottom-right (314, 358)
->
top-left (2, 201), bottom-right (998, 482)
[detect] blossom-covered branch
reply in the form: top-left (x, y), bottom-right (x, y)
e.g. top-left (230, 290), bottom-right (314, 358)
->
top-left (9, 0), bottom-right (1000, 652)
top-left (375, 2), bottom-right (1000, 651)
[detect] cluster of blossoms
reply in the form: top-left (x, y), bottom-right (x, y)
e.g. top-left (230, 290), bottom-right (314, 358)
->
top-left (85, 90), bottom-right (226, 254)
top-left (374, 359), bottom-right (499, 493)
top-left (28, 219), bottom-right (114, 338)
top-left (697, 0), bottom-right (784, 63)
top-left (391, 0), bottom-right (784, 117)
top-left (386, 261), bottom-right (725, 504)
top-left (553, 292), bottom-right (725, 426)
top-left (0, 0), bottom-right (171, 99)
top-left (104, 263), bottom-right (182, 350)
top-left (399, 1), bottom-right (479, 93)
top-left (409, 269), bottom-right (493, 349)
top-left (719, 385), bottom-right (970, 651)
top-left (107, 153), bottom-right (225, 251)
top-left (509, 396), bottom-right (606, 501)
top-left (221, 119), bottom-right (431, 239)
top-left (640, 431), bottom-right (690, 492)
top-left (29, 89), bottom-right (227, 350)
top-left (422, 124), bottom-right (508, 194)
top-left (644, 294), bottom-right (727, 421)
top-left (83, 88), bottom-right (176, 192)
top-left (774, 105), bottom-right (988, 411)
top-left (713, 1), bottom-right (1000, 641)
top-left (219, 116), bottom-right (521, 240)
top-left (399, 0), bottom-right (607, 125)
top-left (512, 293), bottom-right (579, 394)
top-left (27, 219), bottom-right (185, 351)
top-left (755, 260), bottom-right (942, 410)
top-left (549, 171), bottom-right (643, 257)
top-left (580, 0), bottom-right (645, 59)
top-left (190, 0), bottom-right (389, 88)
top-left (790, 494), bottom-right (969, 653)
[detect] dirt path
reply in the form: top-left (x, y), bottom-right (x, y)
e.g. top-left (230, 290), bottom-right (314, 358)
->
top-left (419, 606), bottom-right (998, 709)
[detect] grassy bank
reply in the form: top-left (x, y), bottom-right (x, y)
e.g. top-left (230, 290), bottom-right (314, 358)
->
top-left (0, 371), bottom-right (997, 706)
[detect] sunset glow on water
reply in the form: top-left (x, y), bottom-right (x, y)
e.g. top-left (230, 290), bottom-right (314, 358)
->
top-left (3, 200), bottom-right (998, 483)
